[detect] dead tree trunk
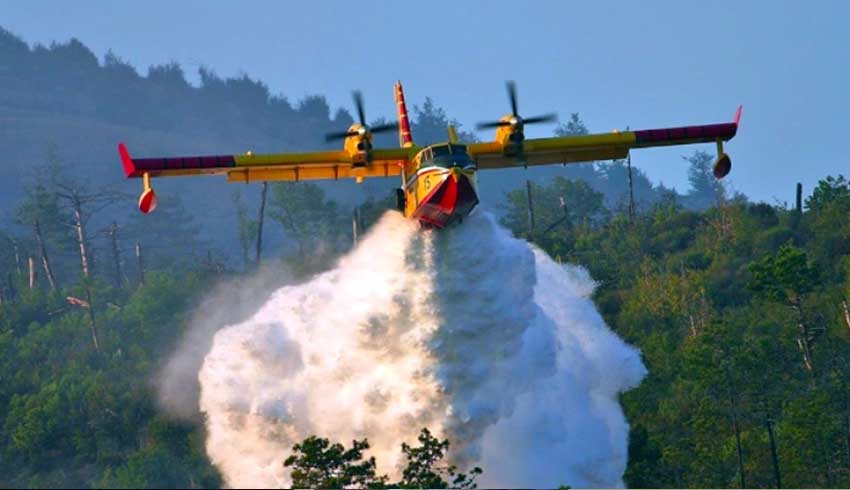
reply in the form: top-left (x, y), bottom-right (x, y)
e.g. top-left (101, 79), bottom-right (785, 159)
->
top-left (255, 182), bottom-right (268, 266)
top-left (71, 197), bottom-right (91, 277)
top-left (28, 256), bottom-right (36, 289)
top-left (842, 301), bottom-right (850, 334)
top-left (34, 220), bottom-right (56, 291)
top-left (84, 286), bottom-right (100, 352)
top-left (791, 298), bottom-right (817, 375)
top-left (108, 222), bottom-right (123, 288)
top-left (135, 242), bottom-right (145, 286)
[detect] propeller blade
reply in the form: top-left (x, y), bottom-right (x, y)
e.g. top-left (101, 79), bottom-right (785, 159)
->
top-left (523, 113), bottom-right (558, 125)
top-left (353, 91), bottom-right (366, 126)
top-left (507, 81), bottom-right (518, 117)
top-left (476, 120), bottom-right (513, 130)
top-left (370, 122), bottom-right (399, 134)
top-left (325, 130), bottom-right (359, 142)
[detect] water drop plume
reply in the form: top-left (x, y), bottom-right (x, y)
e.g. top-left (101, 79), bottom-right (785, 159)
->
top-left (191, 211), bottom-right (646, 487)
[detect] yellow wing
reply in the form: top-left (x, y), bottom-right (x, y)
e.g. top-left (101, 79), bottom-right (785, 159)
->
top-left (225, 148), bottom-right (413, 183)
top-left (467, 107), bottom-right (742, 170)
top-left (119, 144), bottom-right (415, 183)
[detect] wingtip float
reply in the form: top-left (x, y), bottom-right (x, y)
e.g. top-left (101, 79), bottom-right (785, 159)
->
top-left (118, 83), bottom-right (742, 229)
top-left (119, 142), bottom-right (156, 214)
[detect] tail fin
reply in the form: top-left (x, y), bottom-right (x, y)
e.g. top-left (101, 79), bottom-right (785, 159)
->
top-left (394, 81), bottom-right (414, 148)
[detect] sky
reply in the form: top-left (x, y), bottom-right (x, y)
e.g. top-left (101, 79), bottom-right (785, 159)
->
top-left (3, 0), bottom-right (848, 203)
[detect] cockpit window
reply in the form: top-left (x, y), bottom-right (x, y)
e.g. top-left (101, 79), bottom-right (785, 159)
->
top-left (420, 144), bottom-right (473, 168)
top-left (432, 145), bottom-right (451, 157)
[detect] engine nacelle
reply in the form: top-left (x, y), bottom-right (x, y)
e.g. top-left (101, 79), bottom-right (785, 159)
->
top-left (343, 124), bottom-right (372, 167)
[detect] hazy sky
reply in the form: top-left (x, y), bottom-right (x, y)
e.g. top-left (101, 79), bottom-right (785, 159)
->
top-left (4, 1), bottom-right (848, 203)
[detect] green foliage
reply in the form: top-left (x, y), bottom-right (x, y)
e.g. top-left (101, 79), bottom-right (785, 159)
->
top-left (0, 269), bottom-right (222, 488)
top-left (802, 175), bottom-right (850, 279)
top-left (805, 174), bottom-right (850, 213)
top-left (748, 242), bottom-right (818, 305)
top-left (503, 173), bottom-right (850, 487)
top-left (397, 428), bottom-right (482, 489)
top-left (501, 177), bottom-right (609, 249)
top-left (284, 436), bottom-right (386, 489)
top-left (283, 429), bottom-right (482, 489)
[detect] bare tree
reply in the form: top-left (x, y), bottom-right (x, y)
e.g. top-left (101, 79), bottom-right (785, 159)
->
top-left (27, 256), bottom-right (36, 290)
top-left (84, 286), bottom-right (100, 352)
top-left (54, 181), bottom-right (125, 278)
top-left (33, 220), bottom-right (56, 291)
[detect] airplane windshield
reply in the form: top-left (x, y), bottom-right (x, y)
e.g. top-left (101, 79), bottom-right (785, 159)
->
top-left (423, 144), bottom-right (472, 168)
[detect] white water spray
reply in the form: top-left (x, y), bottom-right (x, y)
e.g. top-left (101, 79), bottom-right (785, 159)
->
top-left (194, 211), bottom-right (646, 488)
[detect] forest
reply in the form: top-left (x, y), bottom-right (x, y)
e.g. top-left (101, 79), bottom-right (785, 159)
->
top-left (1, 28), bottom-right (850, 488)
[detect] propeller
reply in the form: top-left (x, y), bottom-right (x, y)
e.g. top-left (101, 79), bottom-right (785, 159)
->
top-left (325, 91), bottom-right (398, 142)
top-left (476, 81), bottom-right (557, 131)
top-left (476, 82), bottom-right (557, 167)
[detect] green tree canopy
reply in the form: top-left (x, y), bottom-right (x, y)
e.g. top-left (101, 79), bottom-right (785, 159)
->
top-left (748, 242), bottom-right (818, 305)
top-left (283, 436), bottom-right (386, 489)
top-left (804, 174), bottom-right (850, 213)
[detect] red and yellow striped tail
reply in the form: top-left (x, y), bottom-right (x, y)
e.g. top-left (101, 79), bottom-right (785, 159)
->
top-left (394, 81), bottom-right (414, 148)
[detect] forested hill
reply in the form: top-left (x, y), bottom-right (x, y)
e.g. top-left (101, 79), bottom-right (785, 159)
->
top-left (0, 28), bottom-right (727, 259)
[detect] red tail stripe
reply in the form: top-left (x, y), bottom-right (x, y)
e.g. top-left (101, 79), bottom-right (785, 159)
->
top-left (395, 81), bottom-right (414, 147)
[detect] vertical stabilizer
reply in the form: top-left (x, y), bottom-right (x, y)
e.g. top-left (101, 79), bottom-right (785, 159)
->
top-left (394, 81), bottom-right (414, 148)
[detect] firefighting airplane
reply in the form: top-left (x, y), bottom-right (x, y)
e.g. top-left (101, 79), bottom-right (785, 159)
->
top-left (118, 81), bottom-right (741, 228)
